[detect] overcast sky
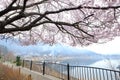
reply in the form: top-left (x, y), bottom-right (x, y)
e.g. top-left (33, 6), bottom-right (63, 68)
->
top-left (83, 37), bottom-right (120, 55)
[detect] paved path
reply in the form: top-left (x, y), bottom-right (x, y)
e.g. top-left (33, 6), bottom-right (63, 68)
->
top-left (3, 62), bottom-right (62, 80)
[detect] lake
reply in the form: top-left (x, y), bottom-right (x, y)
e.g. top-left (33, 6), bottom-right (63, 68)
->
top-left (61, 58), bottom-right (120, 70)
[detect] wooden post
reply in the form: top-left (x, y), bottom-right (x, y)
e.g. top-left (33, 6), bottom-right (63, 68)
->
top-left (30, 60), bottom-right (32, 70)
top-left (22, 60), bottom-right (24, 67)
top-left (28, 74), bottom-right (32, 80)
top-left (67, 64), bottom-right (70, 80)
top-left (19, 67), bottom-right (21, 74)
top-left (26, 74), bottom-right (32, 80)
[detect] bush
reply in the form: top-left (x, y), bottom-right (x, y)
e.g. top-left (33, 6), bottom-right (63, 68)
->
top-left (16, 56), bottom-right (21, 66)
top-left (0, 56), bottom-right (2, 59)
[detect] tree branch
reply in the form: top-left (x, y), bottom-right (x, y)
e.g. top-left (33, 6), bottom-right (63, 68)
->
top-left (20, 0), bottom-right (28, 13)
top-left (0, 0), bottom-right (17, 17)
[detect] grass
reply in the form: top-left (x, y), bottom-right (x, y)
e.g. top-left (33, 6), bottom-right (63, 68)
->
top-left (0, 63), bottom-right (32, 80)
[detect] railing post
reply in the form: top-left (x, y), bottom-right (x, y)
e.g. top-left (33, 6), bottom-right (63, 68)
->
top-left (22, 60), bottom-right (24, 67)
top-left (67, 64), bottom-right (70, 80)
top-left (30, 60), bottom-right (33, 70)
top-left (43, 61), bottom-right (45, 75)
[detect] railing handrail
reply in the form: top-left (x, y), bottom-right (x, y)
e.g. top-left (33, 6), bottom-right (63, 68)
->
top-left (70, 65), bottom-right (120, 72)
top-left (23, 59), bottom-right (120, 72)
top-left (23, 59), bottom-right (120, 80)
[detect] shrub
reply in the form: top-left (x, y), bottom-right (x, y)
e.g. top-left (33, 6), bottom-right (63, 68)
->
top-left (16, 56), bottom-right (21, 66)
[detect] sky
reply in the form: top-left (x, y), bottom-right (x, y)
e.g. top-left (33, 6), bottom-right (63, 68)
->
top-left (83, 37), bottom-right (120, 55)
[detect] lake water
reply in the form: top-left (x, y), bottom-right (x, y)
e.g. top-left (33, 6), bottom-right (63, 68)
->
top-left (61, 58), bottom-right (120, 70)
top-left (45, 57), bottom-right (120, 80)
top-left (60, 58), bottom-right (120, 80)
top-left (89, 59), bottom-right (120, 70)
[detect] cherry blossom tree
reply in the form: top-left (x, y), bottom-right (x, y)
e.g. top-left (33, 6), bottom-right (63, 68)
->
top-left (0, 0), bottom-right (120, 45)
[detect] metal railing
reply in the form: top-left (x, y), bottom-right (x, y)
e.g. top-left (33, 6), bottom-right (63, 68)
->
top-left (22, 60), bottom-right (120, 80)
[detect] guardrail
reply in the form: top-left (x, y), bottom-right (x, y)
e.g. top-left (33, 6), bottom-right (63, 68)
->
top-left (22, 60), bottom-right (120, 80)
